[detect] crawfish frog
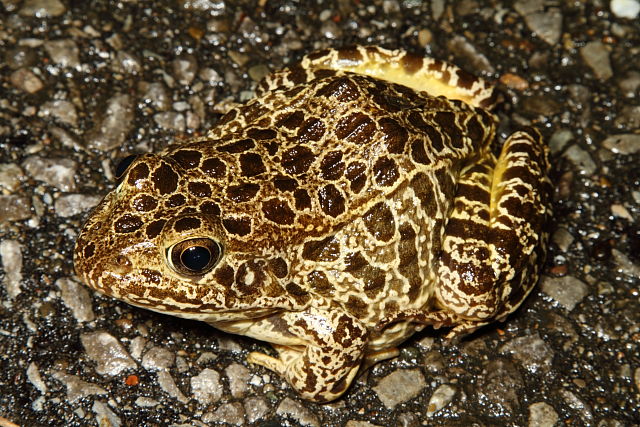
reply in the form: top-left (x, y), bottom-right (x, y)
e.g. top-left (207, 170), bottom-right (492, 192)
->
top-left (74, 46), bottom-right (552, 402)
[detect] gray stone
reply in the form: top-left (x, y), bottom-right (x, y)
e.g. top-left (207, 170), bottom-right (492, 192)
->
top-left (0, 239), bottom-right (23, 298)
top-left (113, 51), bottom-right (142, 74)
top-left (549, 128), bottom-right (574, 154)
top-left (19, 0), bottom-right (66, 17)
top-left (562, 145), bottom-right (597, 175)
top-left (0, 195), bottom-right (31, 223)
top-left (91, 400), bottom-right (121, 427)
top-left (243, 396), bottom-right (269, 424)
top-left (611, 249), bottom-right (640, 277)
top-left (54, 194), bottom-right (102, 217)
top-left (618, 71), bottom-right (640, 97)
top-left (26, 363), bottom-right (48, 394)
top-left (22, 155), bottom-right (77, 192)
top-left (203, 402), bottom-right (245, 426)
top-left (560, 389), bottom-right (593, 423)
top-left (528, 401), bottom-right (559, 427)
top-left (525, 9), bottom-right (562, 45)
top-left (611, 0), bottom-right (640, 19)
top-left (426, 384), bottom-right (456, 417)
top-left (52, 371), bottom-right (107, 402)
top-left (153, 112), bottom-right (186, 132)
top-left (276, 397), bottom-right (320, 427)
top-left (190, 368), bottom-right (223, 404)
top-left (613, 105), bottom-right (640, 129)
top-left (135, 397), bottom-right (159, 407)
top-left (157, 370), bottom-right (189, 403)
top-left (345, 421), bottom-right (381, 427)
top-left (602, 134), bottom-right (640, 154)
top-left (372, 369), bottom-right (426, 409)
top-left (56, 277), bottom-right (95, 322)
top-left (138, 82), bottom-right (171, 111)
top-left (500, 333), bottom-right (555, 374)
top-left (552, 228), bottom-right (574, 252)
top-left (86, 93), bottom-right (135, 151)
top-left (44, 39), bottom-right (80, 68)
top-left (80, 331), bottom-right (137, 376)
top-left (540, 274), bottom-right (590, 311)
top-left (446, 35), bottom-right (494, 74)
top-left (476, 358), bottom-right (524, 415)
top-left (142, 346), bottom-right (175, 371)
top-left (5, 46), bottom-right (39, 69)
top-left (39, 100), bottom-right (78, 126)
top-left (580, 41), bottom-right (613, 80)
top-left (224, 362), bottom-right (251, 398)
top-left (10, 68), bottom-right (44, 93)
top-left (173, 54), bottom-right (198, 86)
top-left (0, 163), bottom-right (25, 192)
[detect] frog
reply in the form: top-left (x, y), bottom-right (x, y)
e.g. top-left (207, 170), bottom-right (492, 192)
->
top-left (74, 46), bottom-right (552, 403)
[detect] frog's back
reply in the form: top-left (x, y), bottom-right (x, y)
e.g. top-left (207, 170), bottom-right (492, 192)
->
top-left (161, 62), bottom-right (496, 327)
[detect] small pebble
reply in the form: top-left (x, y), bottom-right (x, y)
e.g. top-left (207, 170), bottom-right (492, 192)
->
top-left (540, 275), bottom-right (589, 311)
top-left (243, 397), bottom-right (270, 424)
top-left (203, 402), bottom-right (245, 426)
top-left (19, 0), bottom-right (66, 17)
top-left (157, 370), bottom-right (189, 403)
top-left (0, 195), bottom-right (32, 223)
top-left (54, 194), bottom-right (102, 218)
top-left (86, 93), bottom-right (135, 151)
top-left (528, 402), bottom-right (559, 427)
top-left (80, 331), bottom-right (137, 376)
top-left (39, 100), bottom-right (78, 127)
top-left (225, 363), bottom-right (251, 398)
top-left (52, 371), bottom-right (107, 402)
top-left (276, 397), bottom-right (320, 427)
top-left (580, 41), bottom-right (613, 80)
top-left (191, 368), bottom-right (223, 404)
top-left (10, 68), bottom-right (44, 93)
top-left (611, 0), bottom-right (640, 19)
top-left (141, 346), bottom-right (175, 371)
top-left (56, 277), bottom-right (95, 322)
top-left (22, 156), bottom-right (77, 192)
top-left (91, 400), bottom-right (121, 427)
top-left (500, 334), bottom-right (555, 375)
top-left (372, 369), bottom-right (426, 409)
top-left (0, 163), bottom-right (25, 192)
top-left (426, 384), bottom-right (456, 417)
top-left (0, 240), bottom-right (24, 298)
top-left (44, 39), bottom-right (80, 68)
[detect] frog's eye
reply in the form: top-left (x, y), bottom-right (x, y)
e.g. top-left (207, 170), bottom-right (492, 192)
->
top-left (114, 154), bottom-right (138, 179)
top-left (168, 238), bottom-right (222, 276)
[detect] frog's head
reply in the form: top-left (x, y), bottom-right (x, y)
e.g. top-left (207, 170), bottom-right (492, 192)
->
top-left (74, 151), bottom-right (302, 322)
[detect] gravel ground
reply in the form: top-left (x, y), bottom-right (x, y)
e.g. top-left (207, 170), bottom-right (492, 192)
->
top-left (1, 0), bottom-right (639, 426)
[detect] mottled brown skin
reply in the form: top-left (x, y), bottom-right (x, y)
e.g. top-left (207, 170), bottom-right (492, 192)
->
top-left (74, 46), bottom-right (552, 402)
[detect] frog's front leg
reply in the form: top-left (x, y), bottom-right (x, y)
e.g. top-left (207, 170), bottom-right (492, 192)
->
top-left (435, 127), bottom-right (552, 335)
top-left (245, 308), bottom-right (368, 402)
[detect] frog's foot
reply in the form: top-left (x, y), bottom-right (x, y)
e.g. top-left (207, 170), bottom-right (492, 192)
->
top-left (258, 46), bottom-right (497, 110)
top-left (247, 309), bottom-right (368, 403)
top-left (436, 127), bottom-right (552, 327)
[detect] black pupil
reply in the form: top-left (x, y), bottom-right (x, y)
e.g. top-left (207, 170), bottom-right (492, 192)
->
top-left (180, 246), bottom-right (211, 271)
top-left (115, 154), bottom-right (138, 178)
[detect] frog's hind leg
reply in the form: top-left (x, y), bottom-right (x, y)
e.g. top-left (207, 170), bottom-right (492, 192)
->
top-left (435, 127), bottom-right (552, 337)
top-left (306, 46), bottom-right (497, 109)
top-left (258, 46), bottom-right (497, 109)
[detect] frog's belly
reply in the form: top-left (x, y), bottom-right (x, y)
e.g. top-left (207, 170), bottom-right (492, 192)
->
top-left (366, 321), bottom-right (425, 353)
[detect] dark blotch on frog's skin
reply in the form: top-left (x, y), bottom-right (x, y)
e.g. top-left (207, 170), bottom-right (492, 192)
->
top-left (363, 202), bottom-right (395, 242)
top-left (222, 217), bottom-right (252, 236)
top-left (188, 181), bottom-right (212, 198)
top-left (227, 183), bottom-right (260, 203)
top-left (262, 198), bottom-right (296, 225)
top-left (152, 162), bottom-right (179, 195)
top-left (318, 184), bottom-right (345, 218)
top-left (174, 217), bottom-right (201, 232)
top-left (115, 214), bottom-right (144, 234)
top-left (201, 157), bottom-right (227, 179)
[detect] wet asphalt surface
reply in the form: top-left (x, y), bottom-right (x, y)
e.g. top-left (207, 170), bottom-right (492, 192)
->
top-left (1, 0), bottom-right (639, 426)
